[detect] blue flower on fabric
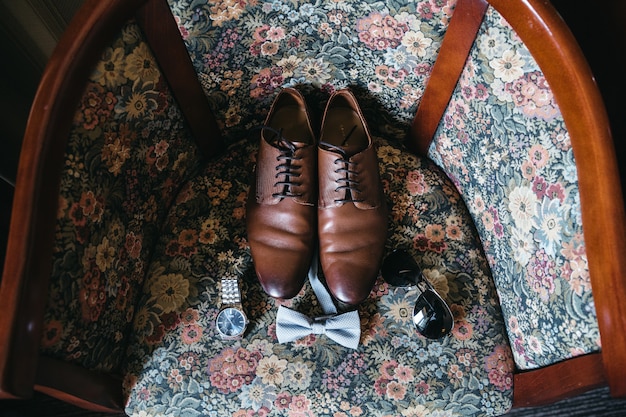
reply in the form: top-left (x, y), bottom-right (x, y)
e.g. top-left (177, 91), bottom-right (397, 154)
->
top-left (384, 46), bottom-right (419, 71)
top-left (533, 197), bottom-right (564, 257)
top-left (238, 377), bottom-right (276, 412)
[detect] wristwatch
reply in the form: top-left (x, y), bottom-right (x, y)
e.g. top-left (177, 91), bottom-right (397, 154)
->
top-left (216, 277), bottom-right (248, 340)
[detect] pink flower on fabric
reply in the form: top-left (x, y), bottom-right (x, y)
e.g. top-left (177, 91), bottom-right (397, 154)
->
top-left (356, 12), bottom-right (409, 50)
top-left (181, 323), bottom-right (203, 344)
top-left (485, 345), bottom-right (514, 391)
top-left (406, 169), bottom-right (428, 195)
top-left (386, 381), bottom-right (407, 400)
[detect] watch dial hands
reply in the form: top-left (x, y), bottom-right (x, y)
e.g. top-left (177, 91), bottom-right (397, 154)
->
top-left (218, 278), bottom-right (248, 340)
top-left (225, 311), bottom-right (236, 328)
top-left (217, 307), bottom-right (246, 337)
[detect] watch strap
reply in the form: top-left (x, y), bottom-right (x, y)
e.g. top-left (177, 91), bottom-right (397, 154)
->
top-left (221, 277), bottom-right (242, 307)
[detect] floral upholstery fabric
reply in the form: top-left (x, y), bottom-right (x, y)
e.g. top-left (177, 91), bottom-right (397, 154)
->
top-left (167, 0), bottom-right (600, 370)
top-left (123, 138), bottom-right (513, 417)
top-left (40, 22), bottom-right (203, 373)
top-left (167, 0), bottom-right (453, 145)
top-left (427, 7), bottom-right (599, 369)
top-left (37, 0), bottom-right (598, 413)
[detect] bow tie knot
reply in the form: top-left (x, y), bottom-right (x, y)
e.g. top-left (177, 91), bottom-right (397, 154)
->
top-left (311, 319), bottom-right (327, 335)
top-left (274, 251), bottom-right (361, 350)
top-left (276, 306), bottom-right (361, 349)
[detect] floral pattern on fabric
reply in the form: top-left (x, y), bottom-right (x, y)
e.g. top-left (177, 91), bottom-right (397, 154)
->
top-left (167, 0), bottom-right (456, 145)
top-left (36, 0), bottom-right (599, 411)
top-left (123, 138), bottom-right (513, 417)
top-left (427, 8), bottom-right (599, 369)
top-left (166, 0), bottom-right (599, 370)
top-left (40, 22), bottom-right (203, 372)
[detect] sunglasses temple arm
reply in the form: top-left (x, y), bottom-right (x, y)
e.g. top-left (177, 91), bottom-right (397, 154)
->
top-left (412, 271), bottom-right (438, 295)
top-left (397, 264), bottom-right (451, 308)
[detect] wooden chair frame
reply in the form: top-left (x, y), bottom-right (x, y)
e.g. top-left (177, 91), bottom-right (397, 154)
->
top-left (484, 0), bottom-right (626, 406)
top-left (0, 0), bottom-right (220, 411)
top-left (0, 0), bottom-right (624, 412)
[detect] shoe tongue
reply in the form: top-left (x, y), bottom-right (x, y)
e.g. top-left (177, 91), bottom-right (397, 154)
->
top-left (273, 140), bottom-right (311, 154)
top-left (285, 140), bottom-right (309, 148)
top-left (266, 135), bottom-right (308, 151)
top-left (260, 126), bottom-right (309, 150)
top-left (341, 144), bottom-right (364, 158)
top-left (320, 141), bottom-right (363, 158)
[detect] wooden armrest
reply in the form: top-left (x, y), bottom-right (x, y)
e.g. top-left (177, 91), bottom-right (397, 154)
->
top-left (488, 0), bottom-right (626, 397)
top-left (0, 0), bottom-right (149, 400)
top-left (136, 0), bottom-right (224, 159)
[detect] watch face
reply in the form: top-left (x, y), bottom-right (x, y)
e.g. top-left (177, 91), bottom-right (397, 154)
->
top-left (217, 307), bottom-right (247, 338)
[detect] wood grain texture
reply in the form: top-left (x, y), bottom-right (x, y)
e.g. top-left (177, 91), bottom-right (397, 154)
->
top-left (0, 0), bottom-right (149, 401)
top-left (487, 0), bottom-right (626, 400)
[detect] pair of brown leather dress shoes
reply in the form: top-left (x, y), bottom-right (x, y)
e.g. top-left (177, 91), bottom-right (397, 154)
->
top-left (246, 88), bottom-right (387, 306)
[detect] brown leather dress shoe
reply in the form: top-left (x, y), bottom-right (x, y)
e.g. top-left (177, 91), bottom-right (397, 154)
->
top-left (246, 88), bottom-right (317, 299)
top-left (318, 89), bottom-right (388, 306)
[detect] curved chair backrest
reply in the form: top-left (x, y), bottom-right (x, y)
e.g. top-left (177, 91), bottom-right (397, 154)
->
top-left (409, 0), bottom-right (626, 403)
top-left (1, 0), bottom-right (624, 412)
top-left (0, 0), bottom-right (219, 409)
top-left (0, 1), bottom-right (149, 401)
top-left (492, 0), bottom-right (626, 401)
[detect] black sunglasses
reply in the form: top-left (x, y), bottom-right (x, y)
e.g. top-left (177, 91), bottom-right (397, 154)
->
top-left (381, 249), bottom-right (454, 339)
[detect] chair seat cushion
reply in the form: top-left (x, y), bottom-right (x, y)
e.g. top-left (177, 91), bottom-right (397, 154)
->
top-left (123, 138), bottom-right (513, 417)
top-left (166, 0), bottom-right (601, 373)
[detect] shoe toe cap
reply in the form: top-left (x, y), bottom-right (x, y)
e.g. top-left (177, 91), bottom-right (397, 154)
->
top-left (252, 247), bottom-right (311, 299)
top-left (323, 256), bottom-right (381, 306)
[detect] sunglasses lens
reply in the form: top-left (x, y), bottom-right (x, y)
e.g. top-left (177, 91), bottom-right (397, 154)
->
top-left (413, 290), bottom-right (454, 339)
top-left (381, 249), bottom-right (421, 287)
top-left (383, 249), bottom-right (454, 339)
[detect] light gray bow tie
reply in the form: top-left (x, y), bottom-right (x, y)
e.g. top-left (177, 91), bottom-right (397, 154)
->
top-left (275, 253), bottom-right (361, 349)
